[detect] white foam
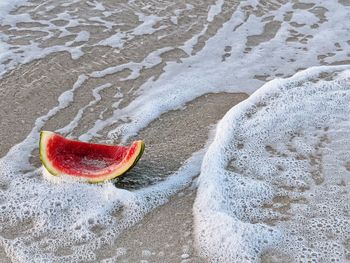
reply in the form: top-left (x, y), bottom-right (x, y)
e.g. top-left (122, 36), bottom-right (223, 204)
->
top-left (1, 0), bottom-right (350, 261)
top-left (133, 13), bottom-right (165, 36)
top-left (0, 1), bottom-right (167, 77)
top-left (207, 0), bottom-right (224, 22)
top-left (89, 47), bottom-right (172, 79)
top-left (0, 125), bottom-right (205, 262)
top-left (194, 65), bottom-right (350, 262)
top-left (42, 167), bottom-right (89, 184)
top-left (77, 0), bottom-right (350, 143)
top-left (87, 0), bottom-right (105, 11)
top-left (56, 83), bottom-right (112, 136)
top-left (74, 31), bottom-right (90, 43)
top-left (97, 12), bottom-right (165, 49)
top-left (2, 74), bottom-right (87, 170)
top-left (0, 0), bottom-right (28, 75)
top-left (1, 0), bottom-right (349, 82)
top-left (0, 81), bottom-right (215, 261)
top-left (0, 0), bottom-right (30, 23)
top-left (98, 32), bottom-right (126, 48)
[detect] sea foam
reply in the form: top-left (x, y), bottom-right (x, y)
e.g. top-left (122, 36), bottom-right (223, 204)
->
top-left (194, 65), bottom-right (350, 262)
top-left (0, 135), bottom-right (204, 262)
top-left (1, 0), bottom-right (350, 262)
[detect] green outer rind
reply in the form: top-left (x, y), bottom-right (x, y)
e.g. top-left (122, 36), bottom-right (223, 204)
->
top-left (122, 140), bottom-right (145, 175)
top-left (40, 131), bottom-right (59, 177)
top-left (89, 140), bottom-right (145, 184)
top-left (39, 131), bottom-right (145, 183)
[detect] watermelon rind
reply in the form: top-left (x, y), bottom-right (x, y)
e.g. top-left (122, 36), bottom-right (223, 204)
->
top-left (39, 131), bottom-right (145, 183)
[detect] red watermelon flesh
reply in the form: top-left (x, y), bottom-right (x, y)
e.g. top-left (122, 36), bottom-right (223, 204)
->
top-left (40, 131), bottom-right (144, 183)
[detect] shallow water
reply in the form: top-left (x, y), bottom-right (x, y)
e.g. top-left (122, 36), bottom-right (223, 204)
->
top-left (0, 0), bottom-right (350, 262)
top-left (195, 66), bottom-right (350, 262)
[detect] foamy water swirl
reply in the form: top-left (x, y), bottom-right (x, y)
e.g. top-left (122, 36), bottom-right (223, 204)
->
top-left (195, 66), bottom-right (350, 262)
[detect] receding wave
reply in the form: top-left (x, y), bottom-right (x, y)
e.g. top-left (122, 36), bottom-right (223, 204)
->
top-left (194, 66), bottom-right (350, 262)
top-left (1, 0), bottom-right (350, 262)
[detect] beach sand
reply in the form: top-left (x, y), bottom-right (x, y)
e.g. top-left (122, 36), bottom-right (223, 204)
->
top-left (1, 0), bottom-right (350, 262)
top-left (0, 53), bottom-right (247, 261)
top-left (0, 1), bottom-right (248, 261)
top-left (97, 92), bottom-right (248, 262)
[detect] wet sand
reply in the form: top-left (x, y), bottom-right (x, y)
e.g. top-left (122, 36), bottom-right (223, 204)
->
top-left (0, 1), bottom-right (248, 260)
top-left (100, 93), bottom-right (248, 262)
top-left (1, 0), bottom-right (349, 262)
top-left (0, 59), bottom-right (248, 262)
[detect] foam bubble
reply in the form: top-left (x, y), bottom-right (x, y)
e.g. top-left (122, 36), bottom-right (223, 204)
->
top-left (194, 65), bottom-right (350, 262)
top-left (80, 0), bottom-right (350, 143)
top-left (207, 0), bottom-right (224, 22)
top-left (0, 95), bottom-right (208, 262)
top-left (0, 0), bottom-right (29, 23)
top-left (1, 0), bottom-right (350, 261)
top-left (0, 150), bottom-right (203, 261)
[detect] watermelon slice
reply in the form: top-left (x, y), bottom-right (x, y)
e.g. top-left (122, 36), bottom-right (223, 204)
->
top-left (39, 131), bottom-right (145, 183)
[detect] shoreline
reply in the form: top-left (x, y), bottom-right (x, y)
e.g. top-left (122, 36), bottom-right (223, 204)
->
top-left (1, 0), bottom-right (350, 261)
top-left (0, 91), bottom-right (248, 262)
